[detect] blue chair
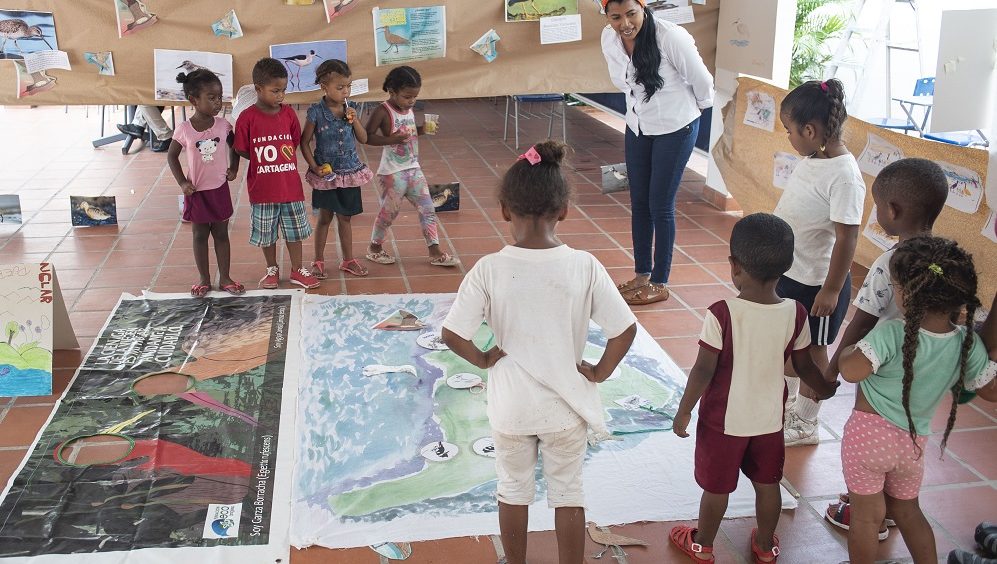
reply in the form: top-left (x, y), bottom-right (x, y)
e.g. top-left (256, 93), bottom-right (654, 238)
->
top-left (503, 94), bottom-right (567, 149)
top-left (869, 77), bottom-right (934, 132)
top-left (924, 130), bottom-right (990, 147)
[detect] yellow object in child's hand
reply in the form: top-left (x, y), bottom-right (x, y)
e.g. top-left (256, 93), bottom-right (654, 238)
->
top-left (345, 108), bottom-right (356, 124)
top-left (318, 163), bottom-right (333, 176)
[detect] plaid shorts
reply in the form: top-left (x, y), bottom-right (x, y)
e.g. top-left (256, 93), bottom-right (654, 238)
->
top-left (249, 201), bottom-right (313, 247)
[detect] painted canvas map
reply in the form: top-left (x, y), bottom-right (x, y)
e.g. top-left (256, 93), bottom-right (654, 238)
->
top-left (292, 294), bottom-right (791, 548)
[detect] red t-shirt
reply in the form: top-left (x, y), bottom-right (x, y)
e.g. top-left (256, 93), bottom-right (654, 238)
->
top-left (234, 104), bottom-right (304, 204)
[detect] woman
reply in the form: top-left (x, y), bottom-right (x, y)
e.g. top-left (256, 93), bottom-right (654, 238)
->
top-left (601, 0), bottom-right (714, 305)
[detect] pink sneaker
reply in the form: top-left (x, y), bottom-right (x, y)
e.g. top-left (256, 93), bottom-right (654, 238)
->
top-left (290, 267), bottom-right (320, 289)
top-left (259, 266), bottom-right (279, 289)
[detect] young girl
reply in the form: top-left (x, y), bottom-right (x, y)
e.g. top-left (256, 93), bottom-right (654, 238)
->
top-left (774, 78), bottom-right (866, 446)
top-left (442, 141), bottom-right (637, 564)
top-left (167, 69), bottom-right (242, 297)
top-left (838, 236), bottom-right (996, 564)
top-left (300, 59), bottom-right (374, 278)
top-left (364, 66), bottom-right (457, 267)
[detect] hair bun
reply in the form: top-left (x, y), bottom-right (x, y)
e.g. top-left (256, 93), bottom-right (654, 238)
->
top-left (176, 72), bottom-right (189, 84)
top-left (532, 140), bottom-right (567, 166)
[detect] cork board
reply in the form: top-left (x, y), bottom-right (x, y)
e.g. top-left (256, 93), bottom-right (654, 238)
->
top-left (714, 77), bottom-right (995, 305)
top-left (0, 0), bottom-right (718, 105)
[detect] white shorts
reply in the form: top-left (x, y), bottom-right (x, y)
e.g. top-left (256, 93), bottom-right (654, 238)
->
top-left (493, 423), bottom-right (588, 508)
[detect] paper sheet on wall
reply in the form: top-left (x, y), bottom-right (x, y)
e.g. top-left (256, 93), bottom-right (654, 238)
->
top-left (773, 151), bottom-right (799, 190)
top-left (742, 90), bottom-right (775, 132)
top-left (373, 6), bottom-right (447, 67)
top-left (211, 9), bottom-right (243, 39)
top-left (857, 132), bottom-right (904, 177)
top-left (470, 29), bottom-right (500, 62)
top-left (13, 61), bottom-right (55, 98)
top-left (540, 14), bottom-right (582, 45)
top-left (862, 205), bottom-right (899, 252)
top-left (350, 78), bottom-right (369, 96)
top-left (23, 50), bottom-right (70, 74)
top-left (650, 0), bottom-right (694, 25)
top-left (84, 51), bottom-right (115, 75)
top-left (983, 209), bottom-right (997, 244)
top-left (936, 159), bottom-right (984, 214)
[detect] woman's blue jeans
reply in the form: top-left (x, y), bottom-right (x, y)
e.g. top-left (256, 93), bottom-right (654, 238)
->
top-left (624, 117), bottom-right (699, 284)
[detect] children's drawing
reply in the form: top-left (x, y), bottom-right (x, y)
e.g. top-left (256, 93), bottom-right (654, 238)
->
top-left (420, 440), bottom-right (458, 462)
top-left (84, 51), bottom-right (115, 75)
top-left (372, 6), bottom-right (446, 67)
top-left (0, 195), bottom-right (22, 224)
top-left (363, 364), bottom-right (418, 377)
top-left (862, 205), bottom-right (898, 252)
top-left (936, 160), bottom-right (984, 214)
top-left (772, 151), bottom-right (800, 190)
top-left (742, 90), bottom-right (775, 132)
top-left (373, 309), bottom-right (425, 330)
top-left (13, 60), bottom-right (55, 98)
top-left (154, 49), bottom-right (233, 102)
top-left (472, 436), bottom-right (496, 458)
top-left (70, 196), bottom-right (117, 227)
top-left (857, 132), bottom-right (904, 177)
top-left (470, 28), bottom-right (500, 62)
top-left (601, 163), bottom-right (629, 194)
top-left (982, 209), bottom-right (997, 245)
top-left (0, 10), bottom-right (56, 60)
top-left (0, 264), bottom-right (55, 397)
top-left (324, 0), bottom-right (361, 23)
top-left (614, 394), bottom-right (654, 410)
top-left (114, 0), bottom-right (158, 38)
top-left (416, 331), bottom-right (449, 350)
top-left (505, 0), bottom-right (578, 22)
top-left (446, 372), bottom-right (482, 389)
top-left (270, 40), bottom-right (347, 93)
top-left (429, 182), bottom-right (459, 212)
top-left (728, 18), bottom-right (750, 47)
top-left (211, 9), bottom-right (243, 39)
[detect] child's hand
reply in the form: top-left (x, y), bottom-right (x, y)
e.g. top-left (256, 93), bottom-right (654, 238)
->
top-left (387, 132), bottom-right (409, 145)
top-left (817, 379), bottom-right (841, 400)
top-left (811, 286), bottom-right (839, 317)
top-left (345, 107), bottom-right (357, 123)
top-left (673, 411), bottom-right (692, 438)
top-left (180, 180), bottom-right (196, 196)
top-left (480, 346), bottom-right (506, 369)
top-left (577, 360), bottom-right (606, 383)
top-left (226, 168), bottom-right (238, 182)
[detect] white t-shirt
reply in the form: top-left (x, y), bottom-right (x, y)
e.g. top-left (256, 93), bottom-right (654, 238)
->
top-left (854, 247), bottom-right (901, 323)
top-left (443, 245), bottom-right (637, 437)
top-left (774, 154), bottom-right (866, 286)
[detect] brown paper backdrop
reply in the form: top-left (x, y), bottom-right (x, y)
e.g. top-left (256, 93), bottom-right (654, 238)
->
top-left (0, 1), bottom-right (717, 105)
top-left (714, 77), bottom-right (995, 306)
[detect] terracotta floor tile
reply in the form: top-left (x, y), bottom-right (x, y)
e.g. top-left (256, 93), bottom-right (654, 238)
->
top-left (11, 369), bottom-right (76, 406)
top-left (667, 264), bottom-right (724, 286)
top-left (69, 310), bottom-right (114, 338)
top-left (0, 405), bottom-right (55, 447)
top-left (588, 249), bottom-right (635, 269)
top-left (921, 485), bottom-right (997, 550)
top-left (722, 504), bottom-right (848, 564)
top-left (669, 285), bottom-right (737, 309)
top-left (557, 233), bottom-right (619, 250)
top-left (679, 244), bottom-right (732, 264)
top-left (929, 400), bottom-right (996, 434)
top-left (345, 277), bottom-right (409, 295)
top-left (782, 442), bottom-right (848, 498)
top-left (88, 266), bottom-right (156, 289)
top-left (291, 546), bottom-right (379, 563)
top-left (674, 229), bottom-right (726, 246)
top-left (47, 250), bottom-right (109, 269)
top-left (440, 221), bottom-right (502, 239)
top-left (635, 310), bottom-right (704, 338)
top-left (73, 287), bottom-right (130, 312)
top-left (407, 275), bottom-right (464, 294)
top-left (933, 428), bottom-right (997, 480)
top-left (656, 337), bottom-right (701, 370)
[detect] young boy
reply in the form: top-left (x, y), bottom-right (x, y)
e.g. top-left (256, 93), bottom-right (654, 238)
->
top-left (670, 213), bottom-right (838, 563)
top-left (233, 57), bottom-right (319, 289)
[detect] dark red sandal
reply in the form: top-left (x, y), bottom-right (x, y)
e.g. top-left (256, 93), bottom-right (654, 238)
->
top-left (751, 528), bottom-right (780, 564)
top-left (669, 525), bottom-right (715, 562)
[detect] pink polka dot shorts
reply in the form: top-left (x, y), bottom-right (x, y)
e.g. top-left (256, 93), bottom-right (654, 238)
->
top-left (841, 409), bottom-right (928, 500)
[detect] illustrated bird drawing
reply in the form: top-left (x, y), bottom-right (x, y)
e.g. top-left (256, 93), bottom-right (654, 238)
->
top-left (277, 50), bottom-right (321, 89)
top-left (327, 0), bottom-right (357, 16)
top-left (0, 19), bottom-right (53, 56)
top-left (507, 0), bottom-right (542, 19)
top-left (85, 52), bottom-right (112, 74)
top-left (215, 11), bottom-right (239, 37)
top-left (176, 60), bottom-right (224, 76)
top-left (378, 26), bottom-right (409, 54)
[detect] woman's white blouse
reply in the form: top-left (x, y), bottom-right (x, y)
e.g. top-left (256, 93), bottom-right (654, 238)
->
top-left (601, 17), bottom-right (715, 136)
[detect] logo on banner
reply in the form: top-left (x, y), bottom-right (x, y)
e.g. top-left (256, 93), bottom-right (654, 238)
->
top-left (202, 503), bottom-right (242, 539)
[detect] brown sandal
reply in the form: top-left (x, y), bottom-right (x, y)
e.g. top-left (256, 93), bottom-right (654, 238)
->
top-left (617, 276), bottom-right (649, 296)
top-left (625, 282), bottom-right (669, 305)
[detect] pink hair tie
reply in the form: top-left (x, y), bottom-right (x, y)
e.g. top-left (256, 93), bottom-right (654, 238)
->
top-left (820, 81), bottom-right (829, 92)
top-left (518, 146), bottom-right (541, 165)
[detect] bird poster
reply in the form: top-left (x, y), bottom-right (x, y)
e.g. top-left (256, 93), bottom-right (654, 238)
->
top-left (324, 0), bottom-right (361, 23)
top-left (269, 40), bottom-right (347, 93)
top-left (601, 163), bottom-right (628, 194)
top-left (469, 28), bottom-right (500, 62)
top-left (0, 263), bottom-right (60, 397)
top-left (429, 182), bottom-right (459, 212)
top-left (0, 10), bottom-right (56, 60)
top-left (114, 0), bottom-right (158, 38)
top-left (505, 0), bottom-right (578, 23)
top-left (70, 196), bottom-right (118, 227)
top-left (153, 49), bottom-right (233, 102)
top-left (372, 6), bottom-right (446, 67)
top-left (84, 51), bottom-right (115, 76)
top-left (12, 60), bottom-right (55, 98)
top-left (211, 9), bottom-right (243, 39)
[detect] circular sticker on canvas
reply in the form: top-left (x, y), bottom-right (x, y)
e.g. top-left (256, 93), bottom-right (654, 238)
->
top-left (472, 436), bottom-right (496, 458)
top-left (447, 373), bottom-right (482, 389)
top-left (582, 357), bottom-right (622, 380)
top-left (420, 440), bottom-right (458, 462)
top-left (416, 332), bottom-right (449, 351)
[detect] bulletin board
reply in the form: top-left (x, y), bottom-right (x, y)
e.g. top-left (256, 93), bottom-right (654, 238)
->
top-left (714, 77), bottom-right (996, 306)
top-left (0, 1), bottom-right (718, 105)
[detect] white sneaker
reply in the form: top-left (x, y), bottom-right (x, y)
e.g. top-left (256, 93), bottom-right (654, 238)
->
top-left (784, 411), bottom-right (819, 446)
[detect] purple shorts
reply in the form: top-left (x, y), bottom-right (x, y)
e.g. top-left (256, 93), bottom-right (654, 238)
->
top-left (183, 182), bottom-right (234, 224)
top-left (694, 420), bottom-right (785, 494)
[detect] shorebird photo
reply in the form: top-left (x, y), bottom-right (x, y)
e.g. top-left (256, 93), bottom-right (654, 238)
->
top-left (269, 40), bottom-right (346, 94)
top-left (153, 49), bottom-right (233, 102)
top-left (0, 10), bottom-right (56, 60)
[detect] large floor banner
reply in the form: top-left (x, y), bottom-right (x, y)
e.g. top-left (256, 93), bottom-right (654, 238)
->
top-left (0, 292), bottom-right (300, 564)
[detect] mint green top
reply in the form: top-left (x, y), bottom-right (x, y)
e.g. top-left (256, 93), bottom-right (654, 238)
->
top-left (857, 320), bottom-right (995, 435)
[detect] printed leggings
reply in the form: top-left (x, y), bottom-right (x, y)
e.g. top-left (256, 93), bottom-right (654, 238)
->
top-left (370, 168), bottom-right (439, 247)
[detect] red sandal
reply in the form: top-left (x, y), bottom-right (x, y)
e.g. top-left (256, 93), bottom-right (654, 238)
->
top-left (339, 258), bottom-right (368, 277)
top-left (750, 528), bottom-right (780, 563)
top-left (669, 525), bottom-right (714, 562)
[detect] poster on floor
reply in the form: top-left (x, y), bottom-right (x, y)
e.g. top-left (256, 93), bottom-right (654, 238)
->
top-left (114, 0), bottom-right (158, 38)
top-left (0, 10), bottom-right (56, 60)
top-left (0, 263), bottom-right (60, 397)
top-left (429, 182), bottom-right (459, 212)
top-left (0, 195), bottom-right (22, 224)
top-left (505, 0), bottom-right (578, 22)
top-left (291, 294), bottom-right (795, 549)
top-left (324, 0), bottom-right (361, 23)
top-left (269, 40), bottom-right (347, 94)
top-left (70, 195), bottom-right (118, 227)
top-left (0, 292), bottom-right (299, 562)
top-left (600, 162), bottom-right (628, 194)
top-left (154, 49), bottom-right (233, 102)
top-left (372, 6), bottom-right (446, 67)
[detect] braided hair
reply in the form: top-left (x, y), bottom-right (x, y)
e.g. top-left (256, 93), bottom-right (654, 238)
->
top-left (383, 65), bottom-right (421, 93)
top-left (781, 78), bottom-right (847, 145)
top-left (605, 0), bottom-right (662, 101)
top-left (889, 236), bottom-right (980, 456)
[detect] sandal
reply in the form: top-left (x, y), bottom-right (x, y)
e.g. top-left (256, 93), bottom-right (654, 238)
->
top-left (190, 284), bottom-right (210, 298)
top-left (837, 494), bottom-right (896, 527)
top-left (625, 282), bottom-right (670, 305)
top-left (429, 253), bottom-right (459, 267)
top-left (668, 525), bottom-right (714, 562)
top-left (617, 276), bottom-right (649, 296)
top-left (311, 260), bottom-right (327, 280)
top-left (220, 282), bottom-right (245, 296)
top-left (750, 528), bottom-right (780, 564)
top-left (339, 258), bottom-right (368, 277)
top-left (826, 503), bottom-right (889, 540)
top-left (365, 249), bottom-right (397, 265)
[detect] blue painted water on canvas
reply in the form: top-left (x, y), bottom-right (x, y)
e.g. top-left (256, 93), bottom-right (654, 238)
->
top-left (0, 365), bottom-right (53, 397)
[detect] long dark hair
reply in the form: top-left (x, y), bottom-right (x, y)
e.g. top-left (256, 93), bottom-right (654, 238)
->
top-left (607, 1), bottom-right (663, 101)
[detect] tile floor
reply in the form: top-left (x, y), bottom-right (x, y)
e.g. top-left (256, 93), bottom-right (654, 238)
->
top-left (0, 101), bottom-right (993, 563)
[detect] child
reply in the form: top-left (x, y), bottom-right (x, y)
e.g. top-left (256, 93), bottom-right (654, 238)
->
top-left (774, 78), bottom-right (866, 446)
top-left (836, 236), bottom-right (996, 564)
top-left (300, 59), bottom-right (374, 278)
top-left (364, 66), bottom-right (458, 267)
top-left (670, 213), bottom-right (838, 564)
top-left (166, 69), bottom-right (243, 297)
top-left (233, 57), bottom-right (319, 290)
top-left (441, 141), bottom-right (637, 564)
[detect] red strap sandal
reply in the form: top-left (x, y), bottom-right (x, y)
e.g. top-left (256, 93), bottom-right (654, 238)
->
top-left (669, 525), bottom-right (714, 562)
top-left (751, 528), bottom-right (780, 563)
